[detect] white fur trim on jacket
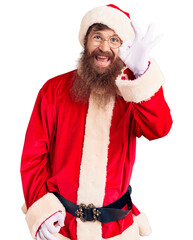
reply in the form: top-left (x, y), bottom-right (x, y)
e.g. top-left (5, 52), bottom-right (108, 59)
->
top-left (76, 94), bottom-right (115, 240)
top-left (133, 213), bottom-right (152, 236)
top-left (25, 193), bottom-right (66, 239)
top-left (116, 59), bottom-right (164, 103)
top-left (79, 6), bottom-right (135, 46)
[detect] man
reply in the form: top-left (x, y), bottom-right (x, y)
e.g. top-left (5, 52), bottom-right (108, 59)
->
top-left (20, 4), bottom-right (172, 240)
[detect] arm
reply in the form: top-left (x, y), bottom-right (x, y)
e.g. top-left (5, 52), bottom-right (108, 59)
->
top-left (21, 89), bottom-right (53, 208)
top-left (132, 86), bottom-right (172, 140)
top-left (117, 22), bottom-right (172, 139)
top-left (20, 87), bottom-right (66, 238)
top-left (116, 59), bottom-right (172, 140)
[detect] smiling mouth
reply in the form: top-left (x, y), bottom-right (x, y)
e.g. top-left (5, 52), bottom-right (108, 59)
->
top-left (94, 56), bottom-right (111, 67)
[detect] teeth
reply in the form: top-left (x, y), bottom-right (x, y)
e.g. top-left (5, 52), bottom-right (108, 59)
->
top-left (98, 56), bottom-right (108, 59)
top-left (96, 56), bottom-right (109, 62)
top-left (95, 56), bottom-right (110, 65)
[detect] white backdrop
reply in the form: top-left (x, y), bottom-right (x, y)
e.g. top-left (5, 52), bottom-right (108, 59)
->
top-left (0, 0), bottom-right (192, 239)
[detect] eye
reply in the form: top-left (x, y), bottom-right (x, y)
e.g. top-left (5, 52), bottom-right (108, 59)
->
top-left (93, 35), bottom-right (102, 41)
top-left (110, 37), bottom-right (120, 43)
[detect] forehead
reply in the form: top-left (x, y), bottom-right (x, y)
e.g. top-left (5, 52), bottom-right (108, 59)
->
top-left (89, 27), bottom-right (118, 37)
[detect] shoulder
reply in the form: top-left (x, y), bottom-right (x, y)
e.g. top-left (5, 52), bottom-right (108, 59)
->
top-left (41, 70), bottom-right (77, 94)
top-left (39, 70), bottom-right (77, 103)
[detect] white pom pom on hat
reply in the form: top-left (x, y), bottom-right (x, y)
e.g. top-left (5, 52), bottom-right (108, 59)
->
top-left (79, 4), bottom-right (135, 47)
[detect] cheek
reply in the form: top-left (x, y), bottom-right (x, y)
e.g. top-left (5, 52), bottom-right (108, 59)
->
top-left (86, 41), bottom-right (96, 55)
top-left (112, 49), bottom-right (119, 60)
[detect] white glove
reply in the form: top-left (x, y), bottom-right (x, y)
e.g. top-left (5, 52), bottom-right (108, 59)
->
top-left (37, 212), bottom-right (65, 240)
top-left (118, 21), bottom-right (162, 78)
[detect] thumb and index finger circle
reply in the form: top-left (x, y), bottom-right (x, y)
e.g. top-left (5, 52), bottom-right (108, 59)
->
top-left (119, 40), bottom-right (133, 51)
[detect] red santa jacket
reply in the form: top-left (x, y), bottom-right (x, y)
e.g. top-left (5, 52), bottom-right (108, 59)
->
top-left (21, 59), bottom-right (172, 240)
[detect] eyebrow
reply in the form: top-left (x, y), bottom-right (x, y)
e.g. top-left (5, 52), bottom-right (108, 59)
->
top-left (91, 31), bottom-right (120, 38)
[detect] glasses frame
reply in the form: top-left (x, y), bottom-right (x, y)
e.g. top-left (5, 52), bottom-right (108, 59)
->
top-left (90, 34), bottom-right (123, 49)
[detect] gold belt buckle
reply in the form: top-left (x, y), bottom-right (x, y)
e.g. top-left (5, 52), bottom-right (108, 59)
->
top-left (75, 203), bottom-right (101, 222)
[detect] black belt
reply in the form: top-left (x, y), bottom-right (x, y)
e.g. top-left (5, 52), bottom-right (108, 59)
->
top-left (53, 185), bottom-right (132, 223)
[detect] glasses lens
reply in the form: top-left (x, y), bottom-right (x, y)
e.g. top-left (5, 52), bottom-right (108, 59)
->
top-left (109, 37), bottom-right (122, 49)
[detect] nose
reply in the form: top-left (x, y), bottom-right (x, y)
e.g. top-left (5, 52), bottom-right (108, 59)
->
top-left (99, 40), bottom-right (111, 52)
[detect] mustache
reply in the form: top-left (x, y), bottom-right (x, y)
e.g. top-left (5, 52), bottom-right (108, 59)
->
top-left (89, 49), bottom-right (115, 61)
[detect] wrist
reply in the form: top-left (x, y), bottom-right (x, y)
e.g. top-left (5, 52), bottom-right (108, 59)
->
top-left (134, 71), bottom-right (145, 78)
top-left (133, 62), bottom-right (150, 78)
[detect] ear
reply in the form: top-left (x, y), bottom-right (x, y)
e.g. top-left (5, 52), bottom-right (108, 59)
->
top-left (84, 37), bottom-right (87, 46)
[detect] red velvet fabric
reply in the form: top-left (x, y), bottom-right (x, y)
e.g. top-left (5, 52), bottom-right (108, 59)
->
top-left (107, 4), bottom-right (131, 19)
top-left (20, 70), bottom-right (172, 239)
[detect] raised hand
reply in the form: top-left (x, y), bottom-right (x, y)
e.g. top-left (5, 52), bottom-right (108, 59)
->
top-left (118, 21), bottom-right (162, 78)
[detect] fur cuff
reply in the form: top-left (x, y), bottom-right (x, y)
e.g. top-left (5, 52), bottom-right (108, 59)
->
top-left (116, 59), bottom-right (164, 103)
top-left (104, 220), bottom-right (140, 240)
top-left (21, 203), bottom-right (27, 214)
top-left (25, 193), bottom-right (66, 239)
top-left (52, 233), bottom-right (70, 240)
top-left (133, 213), bottom-right (152, 236)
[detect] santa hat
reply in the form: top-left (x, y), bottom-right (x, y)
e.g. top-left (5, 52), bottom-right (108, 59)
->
top-left (79, 4), bottom-right (135, 47)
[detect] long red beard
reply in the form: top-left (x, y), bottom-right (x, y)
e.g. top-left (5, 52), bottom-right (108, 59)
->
top-left (70, 48), bottom-right (124, 107)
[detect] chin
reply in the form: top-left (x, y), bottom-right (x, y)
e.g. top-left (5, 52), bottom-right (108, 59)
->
top-left (92, 61), bottom-right (112, 74)
top-left (95, 66), bottom-right (110, 74)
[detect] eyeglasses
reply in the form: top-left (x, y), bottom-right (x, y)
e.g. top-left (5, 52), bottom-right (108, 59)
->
top-left (90, 34), bottom-right (122, 49)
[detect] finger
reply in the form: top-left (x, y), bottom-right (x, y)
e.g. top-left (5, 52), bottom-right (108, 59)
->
top-left (47, 222), bottom-right (61, 234)
top-left (51, 212), bottom-right (64, 228)
top-left (57, 214), bottom-right (65, 227)
top-left (41, 225), bottom-right (58, 240)
top-left (148, 34), bottom-right (163, 50)
top-left (118, 51), bottom-right (127, 62)
top-left (120, 40), bottom-right (133, 50)
top-left (55, 225), bottom-right (61, 232)
top-left (143, 24), bottom-right (155, 43)
top-left (131, 21), bottom-right (143, 40)
top-left (39, 229), bottom-right (46, 240)
top-left (37, 232), bottom-right (41, 240)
